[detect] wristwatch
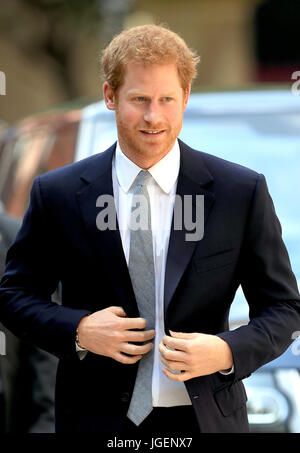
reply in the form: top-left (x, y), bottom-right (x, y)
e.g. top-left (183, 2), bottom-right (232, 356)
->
top-left (75, 327), bottom-right (86, 351)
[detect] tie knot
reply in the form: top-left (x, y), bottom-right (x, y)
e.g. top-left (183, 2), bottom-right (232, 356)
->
top-left (135, 170), bottom-right (152, 188)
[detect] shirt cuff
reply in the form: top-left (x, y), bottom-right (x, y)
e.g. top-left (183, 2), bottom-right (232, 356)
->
top-left (75, 341), bottom-right (88, 360)
top-left (219, 365), bottom-right (235, 375)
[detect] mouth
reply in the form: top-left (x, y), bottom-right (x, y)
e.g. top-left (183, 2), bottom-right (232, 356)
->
top-left (140, 130), bottom-right (165, 136)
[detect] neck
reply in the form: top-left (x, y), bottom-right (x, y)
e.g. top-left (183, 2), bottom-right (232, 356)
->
top-left (118, 141), bottom-right (175, 170)
top-left (122, 153), bottom-right (169, 170)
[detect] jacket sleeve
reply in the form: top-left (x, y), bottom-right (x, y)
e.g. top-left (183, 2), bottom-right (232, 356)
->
top-left (0, 177), bottom-right (91, 360)
top-left (217, 173), bottom-right (300, 381)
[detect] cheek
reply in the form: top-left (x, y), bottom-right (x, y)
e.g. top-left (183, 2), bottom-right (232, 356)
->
top-left (118, 104), bottom-right (141, 125)
top-left (166, 107), bottom-right (184, 126)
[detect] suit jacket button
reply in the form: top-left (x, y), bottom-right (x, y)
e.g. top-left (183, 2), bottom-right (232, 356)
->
top-left (120, 392), bottom-right (130, 403)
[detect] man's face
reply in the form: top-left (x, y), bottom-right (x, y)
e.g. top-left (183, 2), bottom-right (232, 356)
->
top-left (103, 62), bottom-right (190, 168)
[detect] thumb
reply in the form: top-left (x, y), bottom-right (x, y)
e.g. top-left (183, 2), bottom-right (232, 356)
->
top-left (110, 306), bottom-right (127, 317)
top-left (169, 330), bottom-right (196, 339)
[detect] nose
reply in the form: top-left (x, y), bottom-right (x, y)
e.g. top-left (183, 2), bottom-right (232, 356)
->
top-left (143, 100), bottom-right (162, 124)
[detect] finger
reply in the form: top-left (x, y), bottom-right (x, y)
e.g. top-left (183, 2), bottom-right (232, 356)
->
top-left (114, 352), bottom-right (142, 364)
top-left (121, 317), bottom-right (148, 330)
top-left (109, 306), bottom-right (128, 317)
top-left (121, 341), bottom-right (153, 356)
top-left (162, 368), bottom-right (190, 382)
top-left (163, 335), bottom-right (188, 352)
top-left (169, 330), bottom-right (197, 339)
top-left (160, 355), bottom-right (187, 371)
top-left (125, 329), bottom-right (155, 342)
top-left (159, 342), bottom-right (187, 362)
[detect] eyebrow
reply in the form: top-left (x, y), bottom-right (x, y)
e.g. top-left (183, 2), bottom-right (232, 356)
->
top-left (127, 91), bottom-right (177, 97)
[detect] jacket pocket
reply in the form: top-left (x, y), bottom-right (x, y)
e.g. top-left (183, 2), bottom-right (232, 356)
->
top-left (213, 380), bottom-right (248, 417)
top-left (194, 248), bottom-right (237, 274)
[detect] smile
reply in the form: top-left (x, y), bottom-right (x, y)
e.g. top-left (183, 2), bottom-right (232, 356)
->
top-left (140, 130), bottom-right (164, 135)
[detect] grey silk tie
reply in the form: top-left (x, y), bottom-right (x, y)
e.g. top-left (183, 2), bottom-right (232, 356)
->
top-left (127, 170), bottom-right (155, 426)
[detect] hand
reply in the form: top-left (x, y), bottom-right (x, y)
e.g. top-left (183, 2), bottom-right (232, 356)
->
top-left (77, 306), bottom-right (155, 364)
top-left (159, 331), bottom-right (233, 382)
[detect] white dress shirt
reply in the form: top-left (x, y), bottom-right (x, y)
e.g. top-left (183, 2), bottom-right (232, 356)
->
top-left (76, 139), bottom-right (233, 400)
top-left (113, 139), bottom-right (192, 406)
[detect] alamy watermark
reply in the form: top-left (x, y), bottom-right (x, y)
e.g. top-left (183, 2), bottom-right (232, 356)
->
top-left (0, 330), bottom-right (6, 355)
top-left (0, 71), bottom-right (6, 95)
top-left (96, 194), bottom-right (204, 241)
top-left (291, 71), bottom-right (300, 96)
top-left (291, 331), bottom-right (300, 356)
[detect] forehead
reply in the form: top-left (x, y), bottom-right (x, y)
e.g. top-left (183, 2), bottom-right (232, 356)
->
top-left (120, 62), bottom-right (182, 92)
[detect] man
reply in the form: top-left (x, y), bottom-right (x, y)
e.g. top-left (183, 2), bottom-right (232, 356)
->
top-left (0, 201), bottom-right (57, 433)
top-left (0, 24), bottom-right (299, 434)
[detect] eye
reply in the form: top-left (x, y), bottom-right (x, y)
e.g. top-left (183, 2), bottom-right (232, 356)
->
top-left (136, 97), bottom-right (145, 102)
top-left (163, 97), bottom-right (172, 102)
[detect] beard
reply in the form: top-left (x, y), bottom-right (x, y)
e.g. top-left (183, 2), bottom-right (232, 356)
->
top-left (114, 109), bottom-right (182, 166)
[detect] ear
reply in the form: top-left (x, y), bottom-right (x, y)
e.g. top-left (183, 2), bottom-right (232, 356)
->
top-left (183, 85), bottom-right (191, 111)
top-left (103, 81), bottom-right (116, 110)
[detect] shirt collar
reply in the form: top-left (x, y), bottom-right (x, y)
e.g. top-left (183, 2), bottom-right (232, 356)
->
top-left (114, 139), bottom-right (180, 194)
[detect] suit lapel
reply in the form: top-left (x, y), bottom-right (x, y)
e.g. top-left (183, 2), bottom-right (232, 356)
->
top-left (76, 143), bottom-right (139, 317)
top-left (75, 140), bottom-right (215, 319)
top-left (164, 140), bottom-right (215, 318)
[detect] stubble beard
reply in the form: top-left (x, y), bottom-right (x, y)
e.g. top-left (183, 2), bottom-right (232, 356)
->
top-left (115, 113), bottom-right (180, 166)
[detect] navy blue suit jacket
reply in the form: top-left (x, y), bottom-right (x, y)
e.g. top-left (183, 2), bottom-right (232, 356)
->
top-left (0, 140), bottom-right (299, 433)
